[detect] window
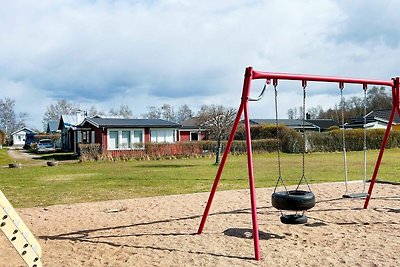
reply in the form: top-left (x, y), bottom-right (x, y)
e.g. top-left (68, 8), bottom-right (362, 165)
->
top-left (150, 129), bottom-right (175, 143)
top-left (109, 131), bottom-right (119, 149)
top-left (133, 130), bottom-right (143, 143)
top-left (91, 131), bottom-right (95, 144)
top-left (121, 130), bottom-right (131, 148)
top-left (190, 132), bottom-right (199, 141)
top-left (107, 129), bottom-right (144, 150)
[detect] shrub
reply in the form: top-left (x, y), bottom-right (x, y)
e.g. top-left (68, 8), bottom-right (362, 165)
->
top-left (78, 144), bottom-right (102, 161)
top-left (234, 124), bottom-right (302, 153)
top-left (79, 142), bottom-right (203, 161)
top-left (307, 129), bottom-right (400, 152)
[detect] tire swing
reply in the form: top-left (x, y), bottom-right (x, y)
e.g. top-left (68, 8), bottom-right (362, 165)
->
top-left (270, 80), bottom-right (316, 224)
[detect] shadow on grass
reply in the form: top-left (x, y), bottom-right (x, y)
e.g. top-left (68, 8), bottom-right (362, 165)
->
top-left (33, 152), bottom-right (78, 161)
top-left (136, 164), bottom-right (196, 168)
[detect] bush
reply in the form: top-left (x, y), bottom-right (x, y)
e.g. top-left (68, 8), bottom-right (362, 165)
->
top-left (234, 124), bottom-right (302, 153)
top-left (307, 129), bottom-right (400, 152)
top-left (78, 144), bottom-right (102, 161)
top-left (199, 139), bottom-right (278, 155)
top-left (79, 142), bottom-right (204, 161)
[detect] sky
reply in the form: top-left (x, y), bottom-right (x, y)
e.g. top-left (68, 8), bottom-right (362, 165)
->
top-left (1, 0), bottom-right (400, 130)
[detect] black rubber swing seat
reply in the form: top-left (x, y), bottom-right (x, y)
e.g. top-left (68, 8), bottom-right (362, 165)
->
top-left (280, 214), bottom-right (308, 224)
top-left (272, 190), bottom-right (316, 211)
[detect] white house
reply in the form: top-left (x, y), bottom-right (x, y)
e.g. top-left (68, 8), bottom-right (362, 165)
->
top-left (11, 127), bottom-right (36, 146)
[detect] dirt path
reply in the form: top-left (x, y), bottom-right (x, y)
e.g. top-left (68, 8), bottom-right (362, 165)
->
top-left (4, 147), bottom-right (46, 168)
top-left (7, 147), bottom-right (40, 161)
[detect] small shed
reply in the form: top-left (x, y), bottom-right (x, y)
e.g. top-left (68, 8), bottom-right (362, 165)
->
top-left (11, 127), bottom-right (36, 146)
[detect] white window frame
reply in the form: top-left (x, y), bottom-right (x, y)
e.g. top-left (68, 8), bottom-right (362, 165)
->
top-left (150, 128), bottom-right (176, 143)
top-left (190, 131), bottom-right (200, 141)
top-left (107, 128), bottom-right (145, 150)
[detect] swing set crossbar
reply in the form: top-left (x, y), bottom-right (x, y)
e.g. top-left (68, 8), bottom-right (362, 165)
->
top-left (252, 71), bottom-right (394, 87)
top-left (197, 66), bottom-right (399, 261)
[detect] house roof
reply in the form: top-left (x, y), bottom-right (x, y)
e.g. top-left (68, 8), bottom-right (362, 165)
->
top-left (306, 119), bottom-right (340, 130)
top-left (248, 119), bottom-right (317, 129)
top-left (58, 114), bottom-right (85, 130)
top-left (366, 109), bottom-right (400, 124)
top-left (80, 117), bottom-right (180, 128)
top-left (47, 121), bottom-right (59, 133)
top-left (180, 117), bottom-right (202, 129)
top-left (346, 109), bottom-right (400, 129)
top-left (11, 127), bottom-right (36, 135)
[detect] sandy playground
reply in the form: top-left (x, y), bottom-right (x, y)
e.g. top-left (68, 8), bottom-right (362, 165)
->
top-left (0, 181), bottom-right (399, 267)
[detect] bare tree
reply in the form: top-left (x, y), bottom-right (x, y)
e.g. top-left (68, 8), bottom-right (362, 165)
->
top-left (197, 104), bottom-right (236, 165)
top-left (161, 104), bottom-right (176, 122)
top-left (176, 104), bottom-right (193, 122)
top-left (87, 106), bottom-right (106, 117)
top-left (142, 106), bottom-right (162, 119)
top-left (0, 97), bottom-right (26, 134)
top-left (43, 99), bottom-right (80, 128)
top-left (118, 104), bottom-right (134, 118)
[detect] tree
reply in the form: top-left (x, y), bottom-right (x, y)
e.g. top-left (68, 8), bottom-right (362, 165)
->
top-left (142, 106), bottom-right (162, 119)
top-left (161, 104), bottom-right (176, 122)
top-left (87, 106), bottom-right (106, 117)
top-left (43, 99), bottom-right (80, 128)
top-left (367, 86), bottom-right (391, 110)
top-left (287, 108), bottom-right (295, 119)
top-left (109, 104), bottom-right (134, 118)
top-left (307, 105), bottom-right (324, 119)
top-left (196, 104), bottom-right (236, 165)
top-left (176, 104), bottom-right (193, 122)
top-left (0, 97), bottom-right (26, 134)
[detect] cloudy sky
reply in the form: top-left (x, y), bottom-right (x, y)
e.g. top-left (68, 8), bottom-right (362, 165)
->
top-left (1, 0), bottom-right (400, 130)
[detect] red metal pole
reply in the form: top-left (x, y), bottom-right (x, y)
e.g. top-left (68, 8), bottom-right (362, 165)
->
top-left (364, 77), bottom-right (399, 208)
top-left (197, 67), bottom-right (253, 234)
top-left (243, 92), bottom-right (261, 260)
top-left (251, 70), bottom-right (394, 87)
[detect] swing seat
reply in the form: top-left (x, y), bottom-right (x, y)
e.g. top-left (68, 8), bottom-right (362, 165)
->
top-left (343, 192), bottom-right (368, 199)
top-left (272, 190), bottom-right (316, 211)
top-left (280, 214), bottom-right (308, 224)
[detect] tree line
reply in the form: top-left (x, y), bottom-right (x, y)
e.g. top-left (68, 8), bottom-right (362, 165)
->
top-left (42, 101), bottom-right (196, 125)
top-left (287, 86), bottom-right (392, 123)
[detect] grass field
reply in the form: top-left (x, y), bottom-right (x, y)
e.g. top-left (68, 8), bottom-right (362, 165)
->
top-left (0, 147), bottom-right (399, 208)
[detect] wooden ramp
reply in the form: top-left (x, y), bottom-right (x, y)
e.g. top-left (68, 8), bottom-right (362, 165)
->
top-left (0, 190), bottom-right (42, 267)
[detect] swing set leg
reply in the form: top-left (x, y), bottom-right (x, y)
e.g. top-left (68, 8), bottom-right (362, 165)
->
top-left (364, 78), bottom-right (400, 208)
top-left (197, 67), bottom-right (261, 261)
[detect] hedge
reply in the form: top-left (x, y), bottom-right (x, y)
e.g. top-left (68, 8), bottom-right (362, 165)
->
top-left (79, 128), bottom-right (400, 161)
top-left (235, 124), bottom-right (303, 153)
top-left (79, 142), bottom-right (204, 161)
top-left (307, 129), bottom-right (400, 152)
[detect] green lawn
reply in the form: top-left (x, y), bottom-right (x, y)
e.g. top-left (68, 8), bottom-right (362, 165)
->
top-left (0, 148), bottom-right (399, 208)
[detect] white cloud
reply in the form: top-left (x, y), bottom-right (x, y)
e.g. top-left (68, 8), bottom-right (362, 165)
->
top-left (0, 0), bottom-right (399, 129)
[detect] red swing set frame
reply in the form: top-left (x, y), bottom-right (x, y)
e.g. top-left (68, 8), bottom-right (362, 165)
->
top-left (197, 66), bottom-right (399, 260)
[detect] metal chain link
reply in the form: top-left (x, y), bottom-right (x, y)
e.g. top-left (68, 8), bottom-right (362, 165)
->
top-left (340, 87), bottom-right (349, 194)
top-left (296, 82), bottom-right (312, 192)
top-left (273, 81), bottom-right (288, 193)
top-left (362, 86), bottom-right (368, 192)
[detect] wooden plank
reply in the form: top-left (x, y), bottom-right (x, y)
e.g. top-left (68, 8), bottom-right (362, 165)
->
top-left (0, 190), bottom-right (42, 267)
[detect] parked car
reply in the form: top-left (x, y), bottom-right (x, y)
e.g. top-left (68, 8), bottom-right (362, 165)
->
top-left (36, 139), bottom-right (56, 153)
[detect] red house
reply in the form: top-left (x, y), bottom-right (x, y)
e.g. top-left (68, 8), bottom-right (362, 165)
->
top-left (178, 117), bottom-right (207, 141)
top-left (73, 117), bottom-right (180, 154)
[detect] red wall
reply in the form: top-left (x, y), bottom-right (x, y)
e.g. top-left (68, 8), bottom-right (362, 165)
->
top-left (179, 131), bottom-right (190, 141)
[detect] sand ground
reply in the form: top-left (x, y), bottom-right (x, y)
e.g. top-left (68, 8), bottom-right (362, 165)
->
top-left (0, 181), bottom-right (399, 267)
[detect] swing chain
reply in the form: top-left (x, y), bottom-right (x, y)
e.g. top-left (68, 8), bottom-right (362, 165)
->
top-left (273, 80), bottom-right (288, 193)
top-left (362, 84), bottom-right (368, 192)
top-left (296, 81), bottom-right (312, 192)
